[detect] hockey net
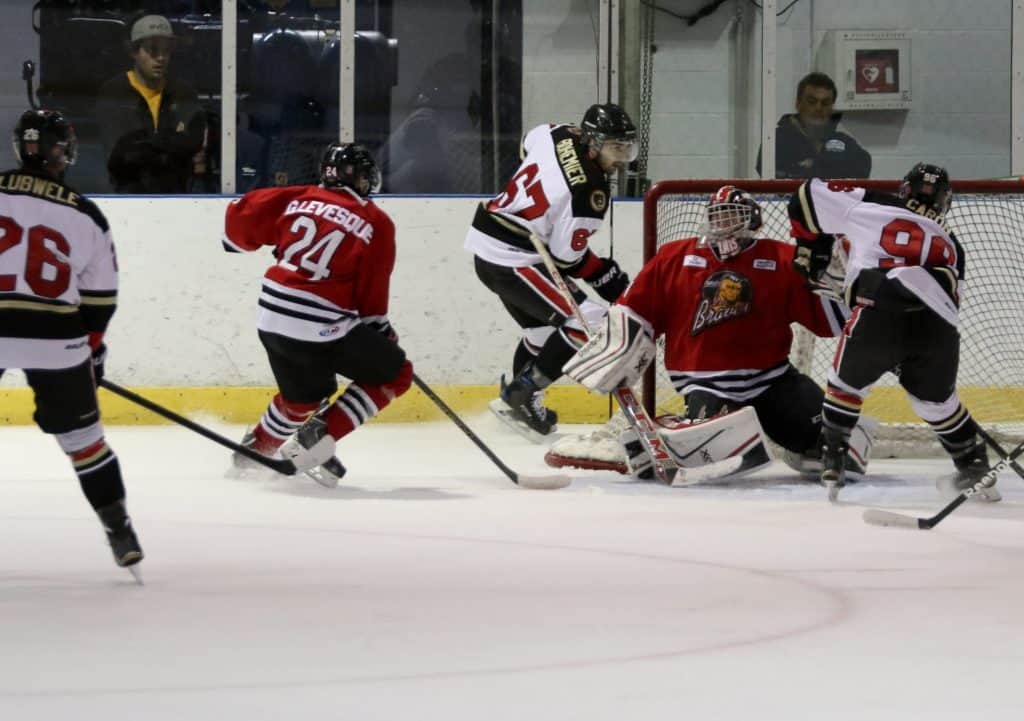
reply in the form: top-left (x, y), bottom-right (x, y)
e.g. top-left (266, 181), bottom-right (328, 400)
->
top-left (641, 179), bottom-right (1024, 458)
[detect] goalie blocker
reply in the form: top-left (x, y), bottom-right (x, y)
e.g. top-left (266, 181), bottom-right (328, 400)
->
top-left (562, 305), bottom-right (655, 394)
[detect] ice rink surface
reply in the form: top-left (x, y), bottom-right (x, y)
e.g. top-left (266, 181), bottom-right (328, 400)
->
top-left (2, 416), bottom-right (1023, 720)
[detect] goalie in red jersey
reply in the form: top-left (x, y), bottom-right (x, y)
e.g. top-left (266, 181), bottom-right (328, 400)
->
top-left (223, 143), bottom-right (412, 486)
top-left (554, 186), bottom-right (873, 483)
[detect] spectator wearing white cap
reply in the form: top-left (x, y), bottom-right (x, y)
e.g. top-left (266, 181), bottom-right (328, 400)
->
top-left (94, 13), bottom-right (207, 193)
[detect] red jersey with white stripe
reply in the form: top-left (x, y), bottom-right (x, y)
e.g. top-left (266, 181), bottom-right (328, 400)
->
top-left (619, 237), bottom-right (848, 401)
top-left (790, 178), bottom-right (964, 326)
top-left (224, 184), bottom-right (396, 342)
top-left (464, 123), bottom-right (610, 277)
top-left (0, 169), bottom-right (117, 370)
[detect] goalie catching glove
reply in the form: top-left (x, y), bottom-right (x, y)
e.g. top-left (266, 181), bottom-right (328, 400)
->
top-left (562, 305), bottom-right (655, 394)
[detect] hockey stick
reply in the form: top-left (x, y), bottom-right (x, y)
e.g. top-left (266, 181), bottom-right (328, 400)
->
top-left (527, 235), bottom-right (676, 485)
top-left (98, 379), bottom-right (298, 475)
top-left (977, 425), bottom-right (1024, 481)
top-left (412, 373), bottom-right (570, 490)
top-left (862, 439), bottom-right (1024, 530)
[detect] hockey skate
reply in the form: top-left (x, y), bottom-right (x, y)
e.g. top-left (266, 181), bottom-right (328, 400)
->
top-left (96, 501), bottom-right (143, 582)
top-left (489, 373), bottom-right (558, 443)
top-left (280, 416), bottom-right (347, 488)
top-left (820, 432), bottom-right (849, 503)
top-left (227, 427), bottom-right (281, 479)
top-left (939, 443), bottom-right (1001, 503)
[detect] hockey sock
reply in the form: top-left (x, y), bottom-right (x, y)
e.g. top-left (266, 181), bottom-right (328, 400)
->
top-left (253, 395), bottom-right (322, 453)
top-left (324, 360), bottom-right (413, 440)
top-left (926, 403), bottom-right (981, 460)
top-left (530, 329), bottom-right (579, 386)
top-left (512, 337), bottom-right (542, 378)
top-left (822, 382), bottom-right (863, 438)
top-left (69, 439), bottom-right (126, 510)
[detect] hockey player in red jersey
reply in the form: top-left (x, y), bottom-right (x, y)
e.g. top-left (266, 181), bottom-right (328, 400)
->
top-left (224, 143), bottom-right (412, 486)
top-left (556, 186), bottom-right (871, 482)
top-left (789, 164), bottom-right (999, 501)
top-left (466, 103), bottom-right (637, 440)
top-left (0, 109), bottom-right (143, 575)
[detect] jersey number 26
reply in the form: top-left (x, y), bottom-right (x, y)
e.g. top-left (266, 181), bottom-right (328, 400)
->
top-left (0, 215), bottom-right (71, 298)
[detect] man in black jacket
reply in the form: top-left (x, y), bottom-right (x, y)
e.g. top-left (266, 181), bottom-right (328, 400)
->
top-left (95, 14), bottom-right (206, 193)
top-left (757, 72), bottom-right (872, 180)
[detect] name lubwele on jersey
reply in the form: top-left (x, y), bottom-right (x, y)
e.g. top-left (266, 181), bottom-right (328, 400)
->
top-left (0, 173), bottom-right (79, 207)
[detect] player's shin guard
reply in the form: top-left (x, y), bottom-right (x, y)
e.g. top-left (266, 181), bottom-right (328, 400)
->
top-left (323, 360), bottom-right (414, 441)
top-left (513, 328), bottom-right (553, 377)
top-left (60, 429), bottom-right (142, 569)
top-left (251, 395), bottom-right (322, 454)
top-left (59, 426), bottom-right (125, 509)
top-left (821, 383), bottom-right (865, 500)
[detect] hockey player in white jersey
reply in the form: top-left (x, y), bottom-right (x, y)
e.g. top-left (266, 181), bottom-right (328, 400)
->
top-left (0, 109), bottom-right (144, 574)
top-left (465, 103), bottom-right (637, 439)
top-left (789, 164), bottom-right (999, 501)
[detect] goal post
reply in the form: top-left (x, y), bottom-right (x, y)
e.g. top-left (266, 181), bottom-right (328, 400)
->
top-left (641, 178), bottom-right (1024, 457)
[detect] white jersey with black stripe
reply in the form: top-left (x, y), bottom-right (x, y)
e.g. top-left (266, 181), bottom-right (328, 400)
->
top-left (794, 178), bottom-right (962, 325)
top-left (0, 171), bottom-right (117, 369)
top-left (464, 123), bottom-right (610, 270)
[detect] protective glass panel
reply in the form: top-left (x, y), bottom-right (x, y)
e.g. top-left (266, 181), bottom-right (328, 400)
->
top-left (4, 3), bottom-right (219, 194)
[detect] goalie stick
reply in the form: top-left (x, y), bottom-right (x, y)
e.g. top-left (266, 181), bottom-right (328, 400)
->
top-left (99, 379), bottom-right (298, 475)
top-left (412, 373), bottom-right (571, 490)
top-left (862, 438), bottom-right (1024, 530)
top-left (527, 235), bottom-right (677, 485)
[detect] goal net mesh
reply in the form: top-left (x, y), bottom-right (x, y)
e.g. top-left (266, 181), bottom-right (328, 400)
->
top-left (642, 179), bottom-right (1024, 458)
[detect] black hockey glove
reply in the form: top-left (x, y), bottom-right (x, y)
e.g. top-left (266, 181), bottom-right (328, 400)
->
top-left (586, 257), bottom-right (630, 303)
top-left (91, 343), bottom-right (107, 382)
top-left (792, 234), bottom-right (835, 282)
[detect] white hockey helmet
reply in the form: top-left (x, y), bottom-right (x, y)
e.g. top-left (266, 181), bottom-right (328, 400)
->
top-left (699, 186), bottom-right (763, 259)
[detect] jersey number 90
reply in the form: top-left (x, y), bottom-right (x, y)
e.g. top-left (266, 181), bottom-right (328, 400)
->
top-left (878, 218), bottom-right (956, 269)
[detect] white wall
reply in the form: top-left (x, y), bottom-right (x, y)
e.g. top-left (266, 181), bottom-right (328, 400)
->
top-left (1, 195), bottom-right (643, 388)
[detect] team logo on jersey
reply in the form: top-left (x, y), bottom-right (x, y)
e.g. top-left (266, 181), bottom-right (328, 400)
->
top-left (690, 270), bottom-right (752, 336)
top-left (590, 189), bottom-right (607, 213)
top-left (824, 139), bottom-right (846, 153)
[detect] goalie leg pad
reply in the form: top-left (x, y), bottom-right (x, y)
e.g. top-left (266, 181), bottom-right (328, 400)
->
top-left (659, 406), bottom-right (773, 479)
top-left (563, 305), bottom-right (655, 394)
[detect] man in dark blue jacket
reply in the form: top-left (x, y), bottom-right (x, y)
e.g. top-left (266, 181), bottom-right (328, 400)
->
top-left (757, 72), bottom-right (872, 180)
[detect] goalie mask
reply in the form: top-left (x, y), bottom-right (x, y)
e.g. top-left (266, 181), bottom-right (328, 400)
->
top-left (319, 142), bottom-right (381, 197)
top-left (12, 109), bottom-right (77, 176)
top-left (899, 162), bottom-right (952, 216)
top-left (700, 186), bottom-right (763, 259)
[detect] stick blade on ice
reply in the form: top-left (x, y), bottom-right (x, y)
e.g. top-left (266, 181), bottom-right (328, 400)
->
top-left (862, 508), bottom-right (925, 529)
top-left (517, 473), bottom-right (571, 490)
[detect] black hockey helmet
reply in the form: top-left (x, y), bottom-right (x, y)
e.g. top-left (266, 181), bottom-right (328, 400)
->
top-left (899, 162), bottom-right (952, 215)
top-left (580, 103), bottom-right (639, 166)
top-left (12, 108), bottom-right (77, 173)
top-left (319, 142), bottom-right (380, 197)
top-left (701, 185), bottom-right (763, 259)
